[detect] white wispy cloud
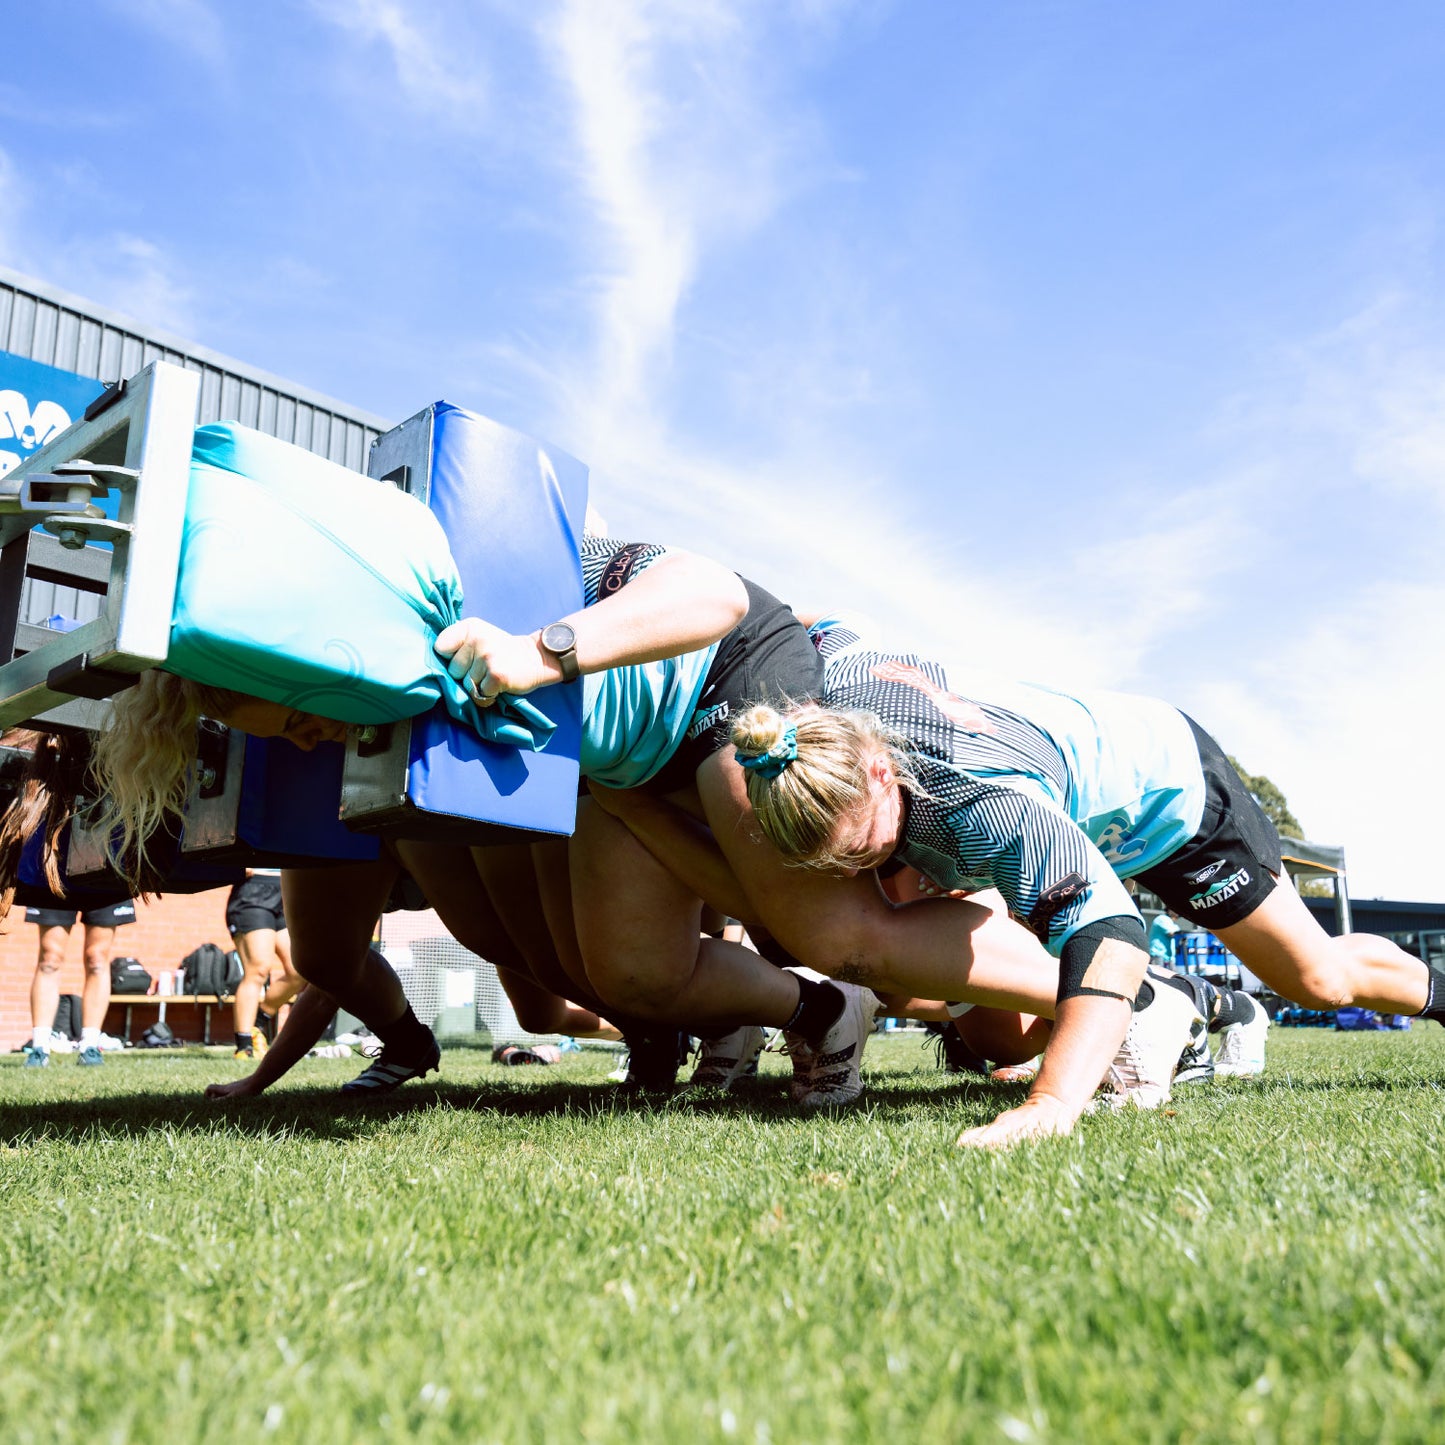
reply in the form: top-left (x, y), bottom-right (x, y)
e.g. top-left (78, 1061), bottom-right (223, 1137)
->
top-left (103, 0), bottom-right (225, 64)
top-left (308, 0), bottom-right (492, 132)
top-left (1179, 291), bottom-right (1445, 897)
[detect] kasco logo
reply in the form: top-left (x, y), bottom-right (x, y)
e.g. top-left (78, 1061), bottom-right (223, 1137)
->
top-left (1190, 867), bottom-right (1250, 910)
top-left (1186, 860), bottom-right (1226, 885)
top-left (685, 701), bottom-right (729, 741)
top-left (0, 391), bottom-right (73, 479)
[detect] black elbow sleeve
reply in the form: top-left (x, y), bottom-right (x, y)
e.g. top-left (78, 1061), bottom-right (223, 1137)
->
top-left (1057, 916), bottom-right (1148, 1004)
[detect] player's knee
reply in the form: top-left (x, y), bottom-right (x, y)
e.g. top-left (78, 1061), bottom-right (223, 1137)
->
top-left (1288, 963), bottom-right (1354, 1012)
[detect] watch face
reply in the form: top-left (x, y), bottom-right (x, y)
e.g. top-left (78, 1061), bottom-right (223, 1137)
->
top-left (542, 622), bottom-right (577, 653)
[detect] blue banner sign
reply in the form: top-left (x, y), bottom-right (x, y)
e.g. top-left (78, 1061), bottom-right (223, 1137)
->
top-left (0, 350), bottom-right (107, 479)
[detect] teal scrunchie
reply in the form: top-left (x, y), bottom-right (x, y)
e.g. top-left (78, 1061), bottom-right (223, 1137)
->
top-left (736, 723), bottom-right (797, 780)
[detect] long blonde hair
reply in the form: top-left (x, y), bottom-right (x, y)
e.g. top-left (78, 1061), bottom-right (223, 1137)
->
top-left (730, 702), bottom-right (917, 871)
top-left (90, 670), bottom-right (246, 884)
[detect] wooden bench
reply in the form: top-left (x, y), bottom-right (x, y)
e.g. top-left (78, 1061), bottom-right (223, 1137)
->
top-left (104, 994), bottom-right (232, 1045)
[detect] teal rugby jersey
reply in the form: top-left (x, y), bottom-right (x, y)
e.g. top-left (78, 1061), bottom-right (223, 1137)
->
top-left (579, 536), bottom-right (720, 789)
top-left (809, 613), bottom-right (1206, 956)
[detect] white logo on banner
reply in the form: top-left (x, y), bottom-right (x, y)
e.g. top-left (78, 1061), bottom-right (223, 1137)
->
top-left (0, 391), bottom-right (73, 478)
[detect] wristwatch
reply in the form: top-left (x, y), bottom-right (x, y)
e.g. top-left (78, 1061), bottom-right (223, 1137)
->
top-left (540, 621), bottom-right (580, 682)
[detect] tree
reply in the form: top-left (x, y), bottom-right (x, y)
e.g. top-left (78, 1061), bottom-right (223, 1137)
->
top-left (1226, 754), bottom-right (1333, 896)
top-left (1226, 755), bottom-right (1304, 839)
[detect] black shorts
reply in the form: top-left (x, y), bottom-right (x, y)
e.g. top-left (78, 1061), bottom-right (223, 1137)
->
top-left (226, 874), bottom-right (285, 936)
top-left (26, 899), bottom-right (136, 929)
top-left (1133, 715), bottom-right (1282, 930)
top-left (641, 577), bottom-right (825, 795)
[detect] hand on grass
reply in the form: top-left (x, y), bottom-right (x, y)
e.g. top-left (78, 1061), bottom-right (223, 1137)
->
top-left (955, 1095), bottom-right (1077, 1150)
top-left (435, 618), bottom-right (558, 705)
top-left (204, 1077), bottom-right (264, 1101)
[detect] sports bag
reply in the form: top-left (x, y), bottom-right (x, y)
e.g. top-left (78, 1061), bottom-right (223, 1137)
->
top-left (164, 424), bottom-right (553, 749)
top-left (110, 957), bottom-right (152, 994)
top-left (51, 993), bottom-right (83, 1041)
top-left (137, 1020), bottom-right (178, 1048)
top-left (180, 941), bottom-right (238, 997)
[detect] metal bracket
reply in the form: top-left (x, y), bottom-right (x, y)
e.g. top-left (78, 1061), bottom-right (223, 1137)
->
top-left (0, 359), bottom-right (201, 728)
top-left (45, 652), bottom-right (142, 701)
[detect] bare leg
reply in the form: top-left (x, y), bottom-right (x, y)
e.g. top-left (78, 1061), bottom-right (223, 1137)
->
top-left (260, 930), bottom-right (303, 1014)
top-left (530, 838), bottom-right (597, 1000)
top-left (232, 927), bottom-right (281, 1036)
top-left (78, 923), bottom-right (115, 1033)
top-left (29, 923), bottom-right (69, 1040)
top-left (570, 796), bottom-right (801, 1029)
top-left (1216, 879), bottom-right (1430, 1013)
top-left (390, 841), bottom-right (618, 1035)
top-left (282, 860), bottom-right (407, 1027)
top-left (496, 966), bottom-right (619, 1038)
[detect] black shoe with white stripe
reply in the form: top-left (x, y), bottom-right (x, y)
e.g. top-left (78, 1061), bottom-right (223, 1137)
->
top-left (340, 1036), bottom-right (441, 1095)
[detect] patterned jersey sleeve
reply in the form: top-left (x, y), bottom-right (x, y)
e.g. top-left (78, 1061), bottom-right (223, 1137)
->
top-left (904, 758), bottom-right (1141, 957)
top-left (579, 534), bottom-right (670, 608)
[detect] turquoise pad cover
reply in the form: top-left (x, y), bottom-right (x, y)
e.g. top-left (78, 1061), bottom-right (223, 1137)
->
top-left (166, 423), bottom-right (544, 743)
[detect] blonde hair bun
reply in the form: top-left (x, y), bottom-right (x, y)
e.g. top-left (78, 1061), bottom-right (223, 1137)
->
top-left (730, 704), bottom-right (791, 760)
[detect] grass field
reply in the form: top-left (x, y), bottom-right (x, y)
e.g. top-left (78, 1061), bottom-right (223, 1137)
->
top-left (3, 1027), bottom-right (1444, 1444)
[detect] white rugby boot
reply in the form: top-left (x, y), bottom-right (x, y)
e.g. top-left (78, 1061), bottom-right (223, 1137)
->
top-left (1105, 975), bottom-right (1200, 1110)
top-left (797, 982), bottom-right (882, 1110)
top-left (1216, 994), bottom-right (1269, 1077)
top-left (685, 1025), bottom-right (767, 1091)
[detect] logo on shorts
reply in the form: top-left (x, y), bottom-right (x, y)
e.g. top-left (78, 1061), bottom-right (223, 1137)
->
top-left (1186, 860), bottom-right (1226, 885)
top-left (1190, 867), bottom-right (1250, 910)
top-left (686, 701), bottom-right (729, 741)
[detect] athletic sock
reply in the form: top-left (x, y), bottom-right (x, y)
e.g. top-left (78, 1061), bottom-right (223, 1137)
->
top-left (80, 1027), bottom-right (101, 1048)
top-left (1212, 990), bottom-right (1256, 1030)
top-left (234, 1031), bottom-right (253, 1053)
top-left (31, 1025), bottom-right (51, 1052)
top-left (1417, 963), bottom-right (1445, 1018)
top-left (374, 1005), bottom-right (435, 1060)
top-left (1157, 968), bottom-right (1220, 1023)
top-left (783, 976), bottom-right (846, 1047)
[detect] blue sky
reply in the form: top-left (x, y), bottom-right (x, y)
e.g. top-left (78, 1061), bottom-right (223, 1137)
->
top-left (5, 1), bottom-right (1445, 898)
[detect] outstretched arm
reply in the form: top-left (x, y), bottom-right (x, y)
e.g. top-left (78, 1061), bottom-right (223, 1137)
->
top-left (436, 550), bottom-right (748, 702)
top-left (204, 984), bottom-right (339, 1100)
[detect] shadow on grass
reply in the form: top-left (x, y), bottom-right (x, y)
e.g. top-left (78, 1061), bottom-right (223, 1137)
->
top-left (0, 1062), bottom-right (1037, 1146)
top-left (5, 1055), bottom-right (1431, 1148)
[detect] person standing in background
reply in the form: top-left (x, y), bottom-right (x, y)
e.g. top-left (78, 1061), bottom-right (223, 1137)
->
top-left (24, 897), bottom-right (136, 1067)
top-left (226, 871), bottom-right (301, 1059)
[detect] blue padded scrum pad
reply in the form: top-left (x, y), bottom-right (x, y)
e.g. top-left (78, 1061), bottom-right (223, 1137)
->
top-left (21, 820), bottom-right (245, 906)
top-left (403, 403), bottom-right (588, 836)
top-left (237, 736), bottom-right (379, 861)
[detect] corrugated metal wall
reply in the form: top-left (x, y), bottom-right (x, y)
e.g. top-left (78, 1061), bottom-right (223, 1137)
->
top-left (1, 265), bottom-right (394, 627)
top-left (0, 266), bottom-right (390, 472)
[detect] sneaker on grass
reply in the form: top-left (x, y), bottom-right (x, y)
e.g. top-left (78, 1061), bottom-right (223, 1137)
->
top-left (780, 1032), bottom-right (817, 1103)
top-left (796, 982), bottom-right (881, 1111)
top-left (339, 1035), bottom-right (441, 1095)
top-left (1105, 977), bottom-right (1200, 1110)
top-left (77, 1046), bottom-right (105, 1067)
top-left (23, 1047), bottom-right (49, 1069)
top-left (1216, 995), bottom-right (1269, 1078)
top-left (686, 1025), bottom-right (766, 1091)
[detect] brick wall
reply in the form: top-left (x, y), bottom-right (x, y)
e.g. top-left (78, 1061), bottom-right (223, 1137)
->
top-left (0, 887), bottom-right (232, 1050)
